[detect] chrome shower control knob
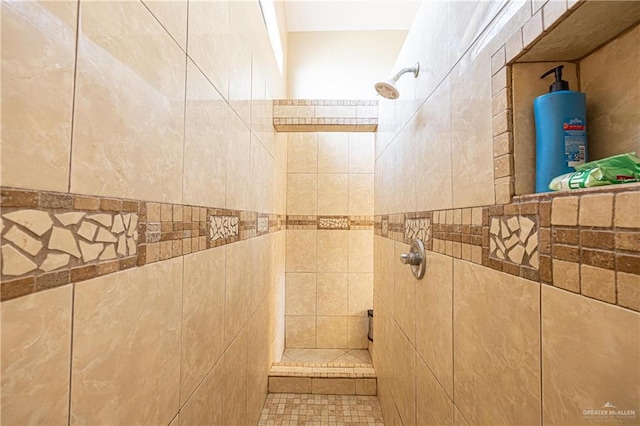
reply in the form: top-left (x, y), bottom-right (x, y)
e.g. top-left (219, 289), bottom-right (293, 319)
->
top-left (399, 239), bottom-right (426, 280)
top-left (399, 252), bottom-right (422, 265)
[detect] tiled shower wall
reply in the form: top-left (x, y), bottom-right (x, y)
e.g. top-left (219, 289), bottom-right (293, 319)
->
top-left (1, 1), bottom-right (287, 425)
top-left (285, 132), bottom-right (375, 349)
top-left (374, 1), bottom-right (639, 426)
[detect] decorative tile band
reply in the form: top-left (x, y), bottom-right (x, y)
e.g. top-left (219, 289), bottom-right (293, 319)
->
top-left (404, 218), bottom-right (431, 242)
top-left (375, 185), bottom-right (640, 313)
top-left (273, 99), bottom-right (378, 133)
top-left (286, 215), bottom-right (374, 231)
top-left (210, 216), bottom-right (239, 242)
top-left (1, 209), bottom-right (139, 275)
top-left (0, 187), bottom-right (285, 302)
top-left (350, 216), bottom-right (376, 230)
top-left (489, 215), bottom-right (538, 269)
top-left (318, 216), bottom-right (349, 230)
top-left (257, 215), bottom-right (270, 234)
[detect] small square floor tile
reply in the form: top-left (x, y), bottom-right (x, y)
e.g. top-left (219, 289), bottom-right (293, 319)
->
top-left (259, 393), bottom-right (384, 425)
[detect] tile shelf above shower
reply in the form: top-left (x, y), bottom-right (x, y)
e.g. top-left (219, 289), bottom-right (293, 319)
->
top-left (273, 99), bottom-right (378, 132)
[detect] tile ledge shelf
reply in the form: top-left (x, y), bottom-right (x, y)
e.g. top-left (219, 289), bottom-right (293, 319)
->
top-left (514, 182), bottom-right (640, 202)
top-left (274, 99), bottom-right (377, 106)
top-left (273, 99), bottom-right (378, 133)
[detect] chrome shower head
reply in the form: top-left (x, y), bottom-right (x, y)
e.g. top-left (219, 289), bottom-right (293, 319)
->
top-left (374, 62), bottom-right (420, 99)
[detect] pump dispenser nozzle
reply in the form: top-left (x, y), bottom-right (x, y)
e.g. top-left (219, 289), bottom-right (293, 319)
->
top-left (541, 65), bottom-right (570, 92)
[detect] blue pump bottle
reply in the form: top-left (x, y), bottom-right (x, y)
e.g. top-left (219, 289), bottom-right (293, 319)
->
top-left (533, 65), bottom-right (587, 192)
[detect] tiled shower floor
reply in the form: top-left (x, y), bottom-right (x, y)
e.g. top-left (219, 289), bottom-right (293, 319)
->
top-left (279, 349), bottom-right (372, 365)
top-left (258, 393), bottom-right (384, 426)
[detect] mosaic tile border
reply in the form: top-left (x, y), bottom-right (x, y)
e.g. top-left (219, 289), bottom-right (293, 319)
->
top-left (375, 185), bottom-right (640, 313)
top-left (210, 215), bottom-right (238, 242)
top-left (0, 187), bottom-right (285, 302)
top-left (318, 216), bottom-right (350, 230)
top-left (257, 215), bottom-right (270, 235)
top-left (404, 217), bottom-right (432, 243)
top-left (287, 215), bottom-right (374, 231)
top-left (273, 99), bottom-right (378, 133)
top-left (489, 214), bottom-right (538, 269)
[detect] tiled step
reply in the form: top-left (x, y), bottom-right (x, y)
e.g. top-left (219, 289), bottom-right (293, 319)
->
top-left (268, 364), bottom-right (377, 396)
top-left (280, 348), bottom-right (372, 365)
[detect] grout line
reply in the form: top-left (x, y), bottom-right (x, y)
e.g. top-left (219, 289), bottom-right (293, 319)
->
top-left (178, 349), bottom-right (224, 416)
top-left (182, 48), bottom-right (277, 167)
top-left (455, 403), bottom-right (473, 426)
top-left (573, 19), bottom-right (640, 64)
top-left (249, 51), bottom-right (254, 137)
top-left (180, 5), bottom-right (189, 207)
top-left (451, 251), bottom-right (455, 406)
top-left (539, 273), bottom-right (544, 424)
top-left (176, 1), bottom-right (189, 411)
top-left (67, 0), bottom-right (82, 193)
top-left (65, 0), bottom-right (80, 417)
top-left (66, 283), bottom-right (76, 425)
top-left (140, 0), bottom-right (187, 55)
top-left (177, 254), bottom-right (185, 410)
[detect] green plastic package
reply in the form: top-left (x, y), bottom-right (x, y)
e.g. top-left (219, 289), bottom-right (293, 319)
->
top-left (549, 152), bottom-right (640, 191)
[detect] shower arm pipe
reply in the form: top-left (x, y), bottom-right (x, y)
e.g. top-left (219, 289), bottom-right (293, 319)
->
top-left (390, 62), bottom-right (420, 82)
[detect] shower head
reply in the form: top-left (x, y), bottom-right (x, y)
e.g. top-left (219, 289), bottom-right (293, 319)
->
top-left (374, 62), bottom-right (420, 99)
top-left (375, 80), bottom-right (400, 100)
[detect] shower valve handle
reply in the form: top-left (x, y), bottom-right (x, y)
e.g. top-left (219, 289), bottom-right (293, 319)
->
top-left (400, 252), bottom-right (422, 266)
top-left (398, 239), bottom-right (426, 280)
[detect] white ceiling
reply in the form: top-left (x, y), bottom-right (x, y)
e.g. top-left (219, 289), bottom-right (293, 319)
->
top-left (284, 1), bottom-right (421, 32)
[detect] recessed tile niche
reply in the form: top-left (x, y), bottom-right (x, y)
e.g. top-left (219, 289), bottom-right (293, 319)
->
top-left (496, 1), bottom-right (640, 197)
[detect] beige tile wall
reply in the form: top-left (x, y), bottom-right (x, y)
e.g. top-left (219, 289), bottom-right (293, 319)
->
top-left (285, 229), bottom-right (374, 349)
top-left (71, 1), bottom-right (186, 203)
top-left (181, 248), bottom-right (226, 405)
top-left (374, 0), bottom-right (640, 425)
top-left (1, 0), bottom-right (287, 424)
top-left (1, 285), bottom-right (73, 425)
top-left (70, 258), bottom-right (183, 425)
top-left (453, 260), bottom-right (541, 425)
top-left (375, 228), bottom-right (639, 425)
top-left (286, 132), bottom-right (375, 349)
top-left (541, 285), bottom-right (640, 425)
top-left (1, 1), bottom-right (77, 192)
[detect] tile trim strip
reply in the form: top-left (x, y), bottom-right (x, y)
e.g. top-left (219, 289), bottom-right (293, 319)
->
top-left (0, 187), bottom-right (285, 302)
top-left (375, 185), bottom-right (640, 313)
